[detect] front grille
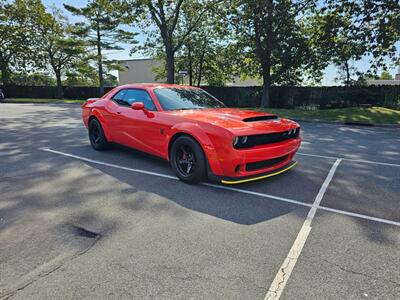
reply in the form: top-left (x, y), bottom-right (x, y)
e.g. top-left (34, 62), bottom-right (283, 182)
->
top-left (234, 127), bottom-right (300, 149)
top-left (245, 155), bottom-right (289, 171)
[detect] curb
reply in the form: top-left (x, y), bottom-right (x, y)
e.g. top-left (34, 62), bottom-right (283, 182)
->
top-left (1, 99), bottom-right (84, 105)
top-left (292, 118), bottom-right (399, 129)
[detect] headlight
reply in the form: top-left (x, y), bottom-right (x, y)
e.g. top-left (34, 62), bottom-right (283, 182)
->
top-left (233, 136), bottom-right (248, 147)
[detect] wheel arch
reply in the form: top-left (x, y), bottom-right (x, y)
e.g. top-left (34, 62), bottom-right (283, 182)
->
top-left (88, 110), bottom-right (113, 142)
top-left (167, 125), bottom-right (224, 176)
top-left (168, 132), bottom-right (201, 160)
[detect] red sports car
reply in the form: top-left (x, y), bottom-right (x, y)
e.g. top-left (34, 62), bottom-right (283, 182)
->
top-left (82, 83), bottom-right (301, 184)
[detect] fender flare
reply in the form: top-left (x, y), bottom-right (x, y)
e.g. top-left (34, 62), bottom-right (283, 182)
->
top-left (166, 122), bottom-right (224, 176)
top-left (90, 109), bottom-right (113, 142)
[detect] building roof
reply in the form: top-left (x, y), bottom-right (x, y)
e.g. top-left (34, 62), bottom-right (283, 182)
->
top-left (366, 79), bottom-right (400, 86)
top-left (118, 83), bottom-right (199, 89)
top-left (118, 58), bottom-right (154, 62)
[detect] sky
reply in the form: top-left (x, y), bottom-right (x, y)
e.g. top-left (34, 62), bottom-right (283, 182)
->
top-left (44, 0), bottom-right (399, 85)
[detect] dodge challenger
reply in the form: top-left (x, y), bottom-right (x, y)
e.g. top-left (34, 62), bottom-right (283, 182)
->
top-left (82, 83), bottom-right (301, 184)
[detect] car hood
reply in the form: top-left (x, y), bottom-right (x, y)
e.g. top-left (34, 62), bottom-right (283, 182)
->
top-left (164, 108), bottom-right (299, 135)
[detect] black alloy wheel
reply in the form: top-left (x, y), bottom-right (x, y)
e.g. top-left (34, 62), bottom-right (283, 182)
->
top-left (89, 118), bottom-right (109, 150)
top-left (171, 136), bottom-right (206, 183)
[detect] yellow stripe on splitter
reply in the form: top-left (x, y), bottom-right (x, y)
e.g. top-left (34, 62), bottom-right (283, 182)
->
top-left (221, 161), bottom-right (297, 185)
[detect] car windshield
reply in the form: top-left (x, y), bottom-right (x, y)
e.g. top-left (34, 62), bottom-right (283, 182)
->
top-left (153, 88), bottom-right (226, 111)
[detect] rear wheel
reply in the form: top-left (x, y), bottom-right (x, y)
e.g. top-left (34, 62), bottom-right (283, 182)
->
top-left (170, 136), bottom-right (206, 184)
top-left (88, 118), bottom-right (109, 150)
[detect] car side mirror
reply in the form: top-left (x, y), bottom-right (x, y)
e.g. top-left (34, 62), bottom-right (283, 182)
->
top-left (131, 101), bottom-right (154, 118)
top-left (132, 102), bottom-right (144, 110)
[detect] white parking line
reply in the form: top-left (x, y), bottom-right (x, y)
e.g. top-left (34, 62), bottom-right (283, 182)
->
top-left (297, 152), bottom-right (400, 167)
top-left (264, 159), bottom-right (342, 300)
top-left (41, 148), bottom-right (400, 228)
top-left (42, 148), bottom-right (309, 208)
top-left (41, 148), bottom-right (178, 180)
top-left (319, 206), bottom-right (400, 227)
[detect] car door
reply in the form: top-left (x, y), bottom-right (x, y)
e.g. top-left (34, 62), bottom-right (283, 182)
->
top-left (101, 89), bottom-right (128, 142)
top-left (112, 88), bottom-right (165, 157)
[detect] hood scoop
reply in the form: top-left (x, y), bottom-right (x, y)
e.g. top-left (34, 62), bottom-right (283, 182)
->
top-left (242, 115), bottom-right (279, 122)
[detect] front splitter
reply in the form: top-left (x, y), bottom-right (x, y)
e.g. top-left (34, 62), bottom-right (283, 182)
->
top-left (219, 160), bottom-right (297, 185)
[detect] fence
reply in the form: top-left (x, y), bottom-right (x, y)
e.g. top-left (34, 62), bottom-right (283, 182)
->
top-left (203, 86), bottom-right (400, 108)
top-left (0, 85), bottom-right (114, 100)
top-left (1, 84), bottom-right (399, 108)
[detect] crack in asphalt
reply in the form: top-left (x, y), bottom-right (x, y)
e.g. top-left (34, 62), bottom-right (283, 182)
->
top-left (266, 258), bottom-right (292, 300)
top-left (300, 256), bottom-right (400, 288)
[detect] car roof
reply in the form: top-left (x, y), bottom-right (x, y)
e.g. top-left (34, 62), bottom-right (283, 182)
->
top-left (117, 83), bottom-right (200, 90)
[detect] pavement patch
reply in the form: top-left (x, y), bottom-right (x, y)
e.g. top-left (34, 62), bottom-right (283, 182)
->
top-left (0, 218), bottom-right (100, 299)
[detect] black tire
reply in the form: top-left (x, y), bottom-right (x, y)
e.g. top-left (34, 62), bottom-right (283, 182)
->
top-left (170, 135), bottom-right (206, 184)
top-left (88, 118), bottom-right (109, 150)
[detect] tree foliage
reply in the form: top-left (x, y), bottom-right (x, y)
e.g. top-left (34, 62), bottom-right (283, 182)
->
top-left (133, 0), bottom-right (222, 84)
top-left (0, 0), bottom-right (44, 85)
top-left (379, 71), bottom-right (393, 80)
top-left (36, 8), bottom-right (88, 97)
top-left (228, 0), bottom-right (325, 106)
top-left (323, 0), bottom-right (400, 84)
top-left (64, 0), bottom-right (138, 95)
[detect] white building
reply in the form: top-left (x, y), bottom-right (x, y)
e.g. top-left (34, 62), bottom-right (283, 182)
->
top-left (118, 58), bottom-right (260, 87)
top-left (118, 58), bottom-right (164, 85)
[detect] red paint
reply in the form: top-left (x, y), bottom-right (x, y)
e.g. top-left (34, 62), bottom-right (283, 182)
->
top-left (82, 83), bottom-right (301, 179)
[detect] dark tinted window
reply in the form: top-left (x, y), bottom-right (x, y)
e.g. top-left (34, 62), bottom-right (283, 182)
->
top-left (153, 88), bottom-right (225, 111)
top-left (112, 90), bottom-right (127, 105)
top-left (112, 89), bottom-right (156, 111)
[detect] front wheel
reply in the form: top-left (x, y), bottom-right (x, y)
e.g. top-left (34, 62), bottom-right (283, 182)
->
top-left (88, 118), bottom-right (109, 150)
top-left (170, 136), bottom-right (206, 184)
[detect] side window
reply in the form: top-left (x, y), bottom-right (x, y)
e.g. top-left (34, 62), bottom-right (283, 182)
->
top-left (112, 89), bottom-right (128, 106)
top-left (124, 89), bottom-right (156, 111)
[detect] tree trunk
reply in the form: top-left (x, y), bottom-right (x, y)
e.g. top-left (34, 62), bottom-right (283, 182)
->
top-left (197, 50), bottom-right (205, 87)
top-left (257, 0), bottom-right (273, 108)
top-left (261, 70), bottom-right (271, 107)
top-left (1, 64), bottom-right (9, 86)
top-left (55, 70), bottom-right (63, 99)
top-left (345, 60), bottom-right (350, 87)
top-left (97, 24), bottom-right (104, 96)
top-left (188, 44), bottom-right (193, 86)
top-left (166, 47), bottom-right (175, 84)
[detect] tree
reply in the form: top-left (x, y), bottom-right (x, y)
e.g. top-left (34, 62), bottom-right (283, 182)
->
top-left (0, 0), bottom-right (42, 85)
top-left (150, 5), bottom-right (233, 86)
top-left (135, 0), bottom-right (221, 84)
top-left (325, 0), bottom-right (399, 71)
top-left (379, 71), bottom-right (393, 80)
top-left (229, 0), bottom-right (325, 107)
top-left (176, 7), bottom-right (234, 86)
top-left (37, 8), bottom-right (87, 98)
top-left (9, 72), bottom-right (56, 86)
top-left (311, 10), bottom-right (366, 86)
top-left (64, 0), bottom-right (137, 96)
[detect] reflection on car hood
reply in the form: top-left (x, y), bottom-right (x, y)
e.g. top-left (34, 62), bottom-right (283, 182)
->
top-left (164, 108), bottom-right (299, 134)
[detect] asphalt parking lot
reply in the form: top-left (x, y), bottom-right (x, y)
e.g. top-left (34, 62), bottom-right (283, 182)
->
top-left (1, 103), bottom-right (399, 299)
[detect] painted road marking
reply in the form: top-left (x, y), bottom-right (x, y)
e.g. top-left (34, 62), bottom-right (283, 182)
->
top-left (265, 159), bottom-right (342, 300)
top-left (41, 148), bottom-right (307, 208)
top-left (41, 148), bottom-right (178, 180)
top-left (41, 148), bottom-right (400, 229)
top-left (297, 152), bottom-right (400, 168)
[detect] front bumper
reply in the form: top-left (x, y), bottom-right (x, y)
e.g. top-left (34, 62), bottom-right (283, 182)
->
top-left (209, 160), bottom-right (297, 184)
